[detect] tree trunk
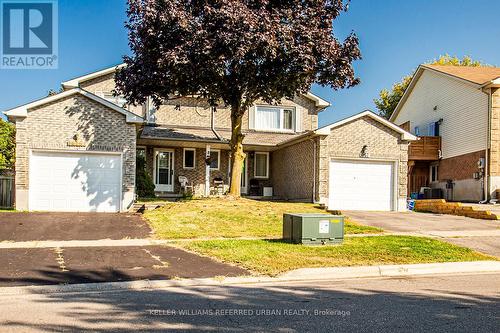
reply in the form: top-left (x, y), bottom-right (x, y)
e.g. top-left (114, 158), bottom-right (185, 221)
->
top-left (228, 105), bottom-right (246, 197)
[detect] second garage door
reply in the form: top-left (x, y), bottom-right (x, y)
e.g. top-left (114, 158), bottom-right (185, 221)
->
top-left (30, 151), bottom-right (122, 212)
top-left (329, 159), bottom-right (395, 211)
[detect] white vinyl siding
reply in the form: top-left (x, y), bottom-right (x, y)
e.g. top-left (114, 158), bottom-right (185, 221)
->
top-left (394, 70), bottom-right (488, 159)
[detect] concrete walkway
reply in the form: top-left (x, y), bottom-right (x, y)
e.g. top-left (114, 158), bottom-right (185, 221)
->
top-left (345, 211), bottom-right (500, 256)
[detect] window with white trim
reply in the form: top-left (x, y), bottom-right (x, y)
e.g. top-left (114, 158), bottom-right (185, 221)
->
top-left (255, 106), bottom-right (295, 131)
top-left (210, 150), bottom-right (220, 170)
top-left (254, 152), bottom-right (269, 178)
top-left (183, 148), bottom-right (196, 169)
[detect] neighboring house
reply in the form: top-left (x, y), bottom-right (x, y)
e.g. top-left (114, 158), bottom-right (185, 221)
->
top-left (4, 65), bottom-right (415, 213)
top-left (391, 64), bottom-right (500, 202)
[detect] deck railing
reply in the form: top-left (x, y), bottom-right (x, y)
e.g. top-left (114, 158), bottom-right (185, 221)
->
top-left (409, 136), bottom-right (441, 161)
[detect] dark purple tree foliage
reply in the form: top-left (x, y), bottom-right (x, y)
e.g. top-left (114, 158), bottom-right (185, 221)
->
top-left (116, 0), bottom-right (361, 196)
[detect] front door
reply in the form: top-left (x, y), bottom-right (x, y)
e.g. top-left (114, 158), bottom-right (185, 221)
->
top-left (155, 150), bottom-right (174, 192)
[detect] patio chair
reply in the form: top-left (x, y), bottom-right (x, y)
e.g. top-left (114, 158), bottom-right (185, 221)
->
top-left (178, 176), bottom-right (194, 195)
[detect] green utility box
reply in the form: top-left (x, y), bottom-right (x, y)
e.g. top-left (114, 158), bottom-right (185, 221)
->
top-left (283, 213), bottom-right (344, 245)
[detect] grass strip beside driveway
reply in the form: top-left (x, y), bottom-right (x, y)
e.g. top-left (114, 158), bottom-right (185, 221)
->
top-left (144, 198), bottom-right (382, 239)
top-left (178, 236), bottom-right (495, 276)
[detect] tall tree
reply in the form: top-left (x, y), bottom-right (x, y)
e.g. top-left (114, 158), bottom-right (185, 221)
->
top-left (0, 119), bottom-right (15, 170)
top-left (375, 55), bottom-right (486, 119)
top-left (115, 0), bottom-right (361, 196)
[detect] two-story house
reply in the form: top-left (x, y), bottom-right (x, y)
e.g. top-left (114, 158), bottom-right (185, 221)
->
top-left (391, 64), bottom-right (500, 202)
top-left (4, 64), bottom-right (415, 213)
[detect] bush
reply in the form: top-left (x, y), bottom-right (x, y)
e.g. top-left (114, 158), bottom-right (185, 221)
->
top-left (136, 154), bottom-right (155, 198)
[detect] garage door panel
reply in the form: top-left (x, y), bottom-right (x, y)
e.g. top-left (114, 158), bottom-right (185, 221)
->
top-left (329, 160), bottom-right (394, 211)
top-left (30, 152), bottom-right (122, 212)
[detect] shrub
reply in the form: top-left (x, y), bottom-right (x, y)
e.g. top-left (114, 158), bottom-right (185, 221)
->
top-left (136, 154), bottom-right (155, 198)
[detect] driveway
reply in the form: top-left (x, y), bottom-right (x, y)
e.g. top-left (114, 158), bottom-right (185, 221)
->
top-left (345, 211), bottom-right (500, 256)
top-left (0, 212), bottom-right (152, 241)
top-left (0, 245), bottom-right (248, 287)
top-left (0, 212), bottom-right (248, 286)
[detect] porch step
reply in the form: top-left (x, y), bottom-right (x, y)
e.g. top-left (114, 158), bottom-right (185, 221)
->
top-left (414, 199), bottom-right (499, 220)
top-left (155, 192), bottom-right (183, 199)
top-left (130, 202), bottom-right (166, 213)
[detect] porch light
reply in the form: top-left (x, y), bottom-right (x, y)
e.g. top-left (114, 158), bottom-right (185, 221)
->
top-left (360, 145), bottom-right (369, 158)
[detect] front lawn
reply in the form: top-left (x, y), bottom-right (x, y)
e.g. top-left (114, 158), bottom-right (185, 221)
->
top-left (144, 198), bottom-right (382, 239)
top-left (178, 236), bottom-right (495, 275)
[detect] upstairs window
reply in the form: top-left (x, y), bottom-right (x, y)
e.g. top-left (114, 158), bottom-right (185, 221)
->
top-left (255, 106), bottom-right (295, 131)
top-left (98, 92), bottom-right (128, 108)
top-left (414, 126), bottom-right (420, 136)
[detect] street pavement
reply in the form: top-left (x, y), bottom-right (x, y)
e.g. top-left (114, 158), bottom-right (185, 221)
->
top-left (0, 273), bottom-right (498, 332)
top-left (345, 211), bottom-right (500, 256)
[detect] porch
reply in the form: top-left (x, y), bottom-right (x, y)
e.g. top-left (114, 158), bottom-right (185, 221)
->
top-left (137, 144), bottom-right (274, 198)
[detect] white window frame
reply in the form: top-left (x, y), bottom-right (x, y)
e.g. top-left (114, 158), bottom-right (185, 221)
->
top-left (414, 126), bottom-right (420, 136)
top-left (183, 148), bottom-right (196, 169)
top-left (254, 152), bottom-right (269, 179)
top-left (255, 106), bottom-right (295, 132)
top-left (210, 149), bottom-right (220, 170)
top-left (430, 164), bottom-right (438, 183)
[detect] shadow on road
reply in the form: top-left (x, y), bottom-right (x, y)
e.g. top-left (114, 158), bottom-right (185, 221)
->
top-left (0, 272), bottom-right (498, 332)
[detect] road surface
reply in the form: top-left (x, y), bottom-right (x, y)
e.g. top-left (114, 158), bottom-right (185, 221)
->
top-left (0, 273), bottom-right (498, 332)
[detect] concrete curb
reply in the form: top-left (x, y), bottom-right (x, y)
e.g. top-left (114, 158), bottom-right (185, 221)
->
top-left (0, 261), bottom-right (498, 296)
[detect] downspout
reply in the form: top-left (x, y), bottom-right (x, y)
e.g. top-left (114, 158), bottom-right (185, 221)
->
top-left (484, 89), bottom-right (492, 202)
top-left (479, 87), bottom-right (492, 203)
top-left (210, 104), bottom-right (223, 141)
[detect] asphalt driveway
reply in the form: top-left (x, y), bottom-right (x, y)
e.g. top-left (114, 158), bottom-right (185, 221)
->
top-left (0, 212), bottom-right (152, 241)
top-left (0, 245), bottom-right (248, 287)
top-left (0, 213), bottom-right (248, 287)
top-left (345, 211), bottom-right (500, 256)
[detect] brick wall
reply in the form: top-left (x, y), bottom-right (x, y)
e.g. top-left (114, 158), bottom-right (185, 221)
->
top-left (318, 116), bottom-right (409, 205)
top-left (14, 94), bottom-right (136, 207)
top-left (438, 150), bottom-right (484, 181)
top-left (272, 139), bottom-right (315, 201)
top-left (79, 73), bottom-right (144, 117)
top-left (79, 73), bottom-right (320, 133)
top-left (490, 88), bottom-right (500, 177)
top-left (155, 95), bottom-right (318, 132)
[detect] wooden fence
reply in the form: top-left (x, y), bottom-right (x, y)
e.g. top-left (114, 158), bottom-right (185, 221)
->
top-left (0, 176), bottom-right (14, 209)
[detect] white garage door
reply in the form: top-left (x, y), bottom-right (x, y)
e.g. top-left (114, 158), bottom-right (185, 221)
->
top-left (30, 151), bottom-right (122, 212)
top-left (329, 160), bottom-right (394, 211)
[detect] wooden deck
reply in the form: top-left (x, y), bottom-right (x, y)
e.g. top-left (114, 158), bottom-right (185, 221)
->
top-left (409, 136), bottom-right (441, 161)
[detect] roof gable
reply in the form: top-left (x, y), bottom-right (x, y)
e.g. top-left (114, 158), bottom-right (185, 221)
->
top-left (390, 64), bottom-right (500, 121)
top-left (3, 88), bottom-right (144, 123)
top-left (316, 110), bottom-right (417, 141)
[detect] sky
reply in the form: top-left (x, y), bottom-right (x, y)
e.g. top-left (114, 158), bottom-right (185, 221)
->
top-left (1, 0), bottom-right (500, 126)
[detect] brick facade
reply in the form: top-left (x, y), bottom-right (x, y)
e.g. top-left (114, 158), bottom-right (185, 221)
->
top-left (272, 139), bottom-right (315, 201)
top-left (438, 150), bottom-right (484, 181)
top-left (490, 88), bottom-right (500, 177)
top-left (13, 94), bottom-right (137, 210)
top-left (80, 73), bottom-right (145, 117)
top-left (317, 116), bottom-right (409, 207)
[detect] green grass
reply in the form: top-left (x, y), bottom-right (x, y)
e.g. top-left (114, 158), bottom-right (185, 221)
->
top-left (144, 198), bottom-right (382, 239)
top-left (179, 236), bottom-right (495, 275)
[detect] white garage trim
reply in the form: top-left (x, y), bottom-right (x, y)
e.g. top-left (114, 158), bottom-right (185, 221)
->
top-left (28, 149), bottom-right (124, 212)
top-left (328, 157), bottom-right (399, 211)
